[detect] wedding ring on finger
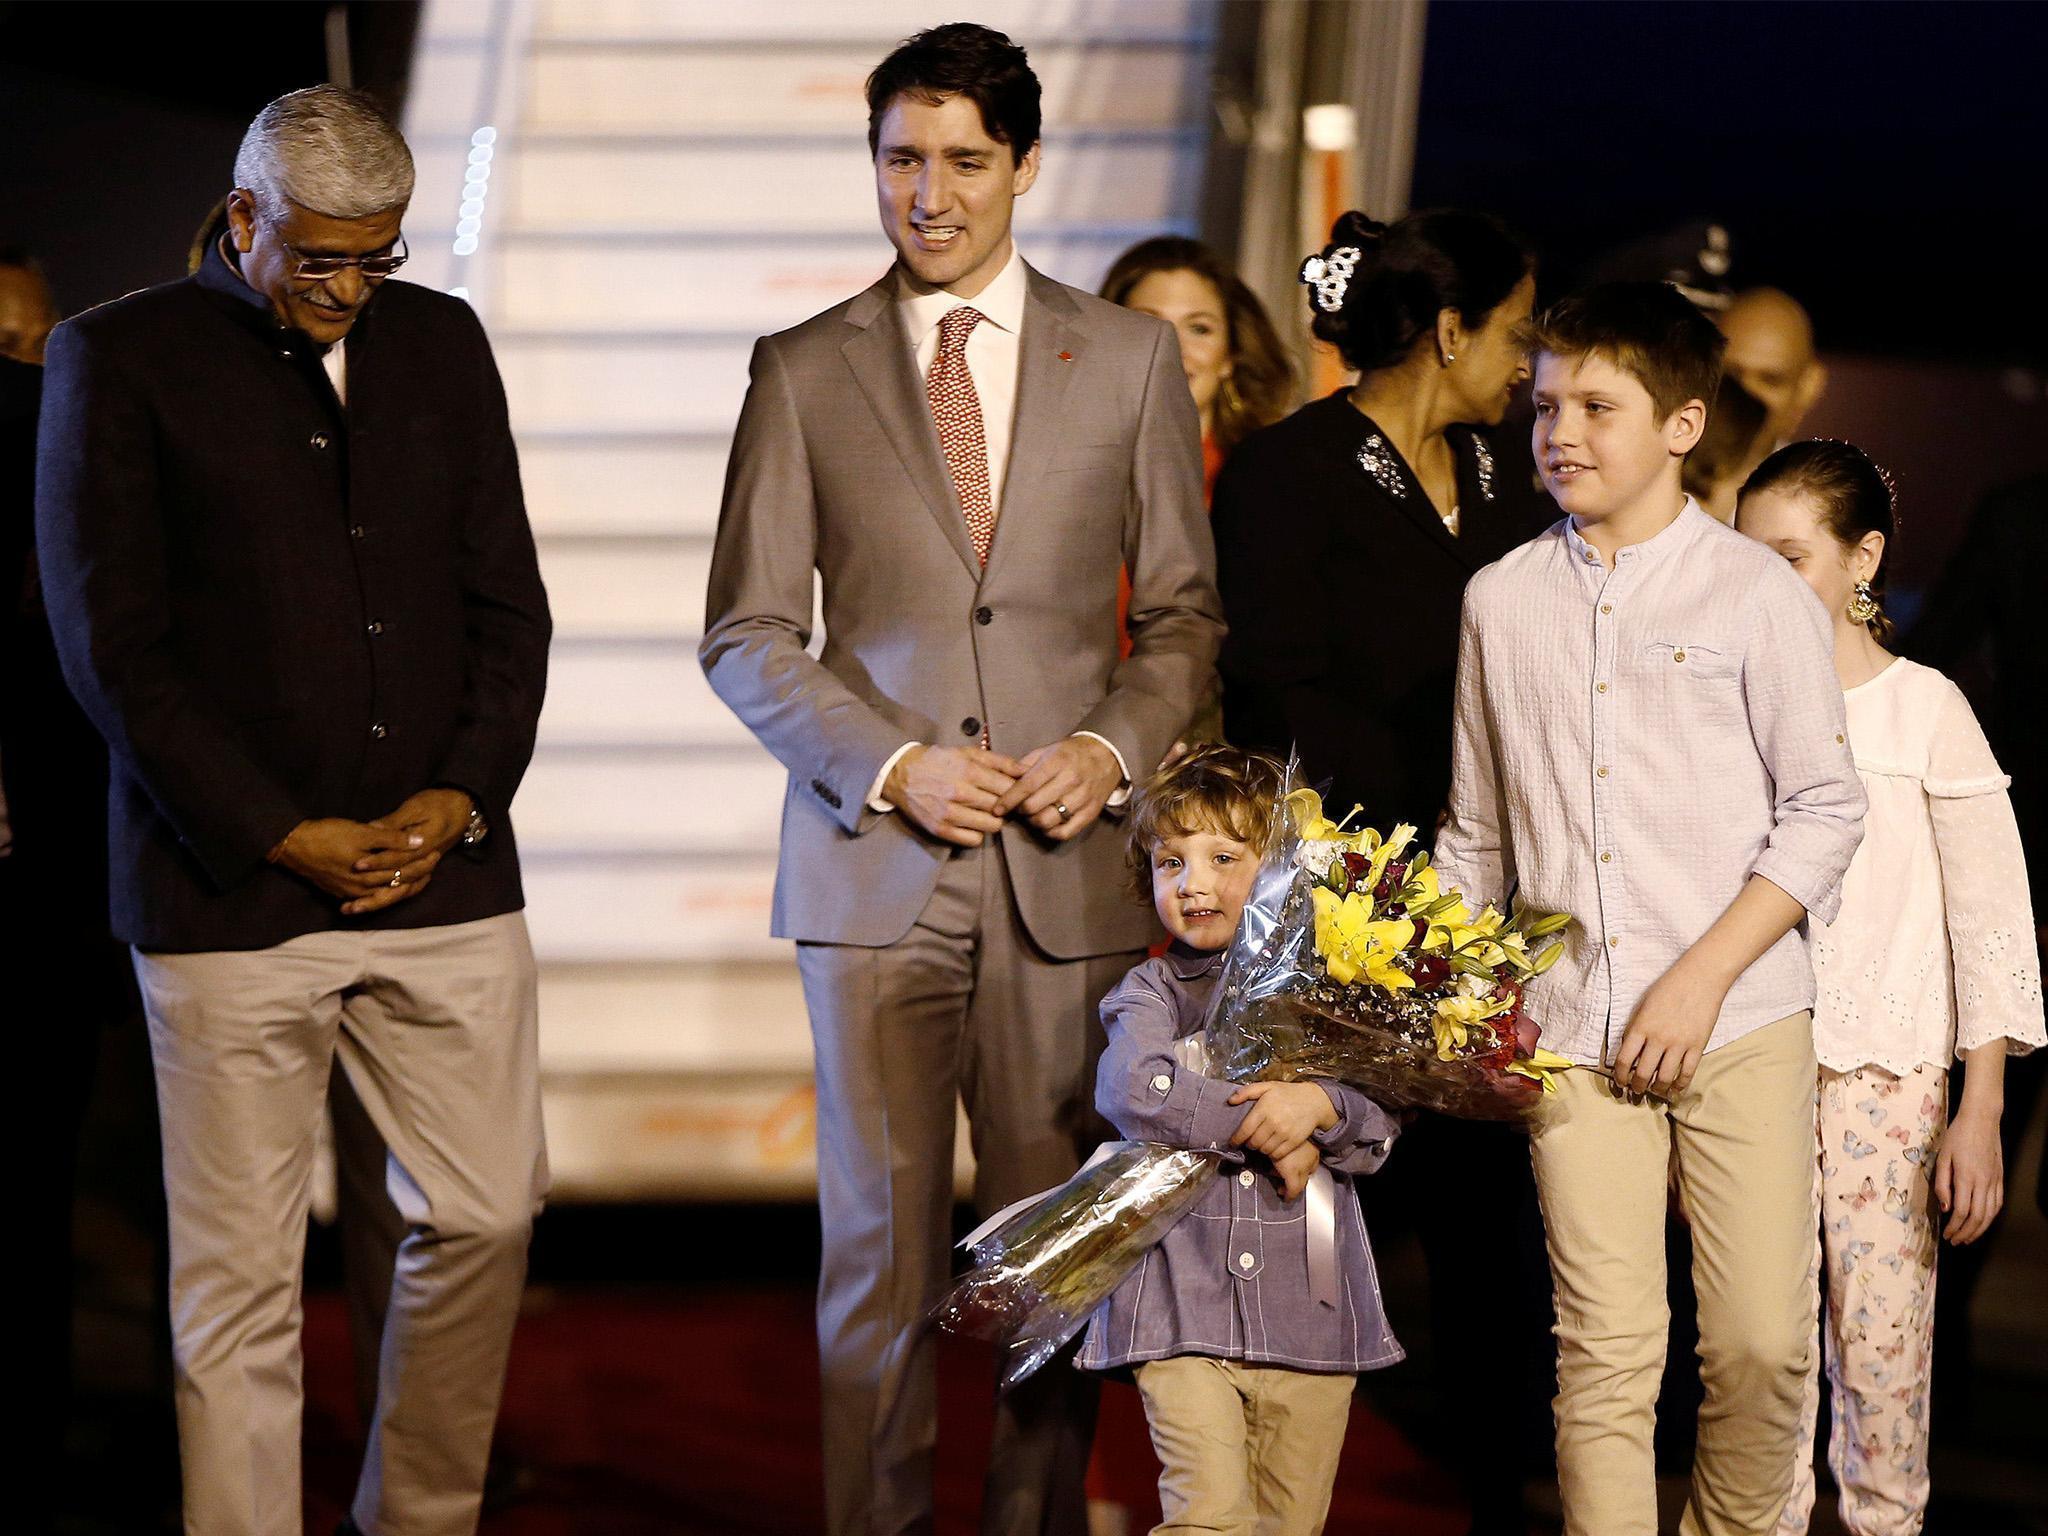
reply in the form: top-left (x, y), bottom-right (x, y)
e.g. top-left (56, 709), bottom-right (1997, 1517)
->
top-left (389, 869), bottom-right (404, 887)
top-left (1054, 802), bottom-right (1071, 822)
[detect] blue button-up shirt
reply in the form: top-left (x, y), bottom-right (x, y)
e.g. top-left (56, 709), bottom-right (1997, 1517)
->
top-left (1078, 945), bottom-right (1405, 1376)
top-left (1435, 501), bottom-right (1866, 1067)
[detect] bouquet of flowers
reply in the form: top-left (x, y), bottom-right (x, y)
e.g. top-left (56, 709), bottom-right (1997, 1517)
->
top-left (1205, 783), bottom-right (1575, 1118)
top-left (934, 762), bottom-right (1577, 1387)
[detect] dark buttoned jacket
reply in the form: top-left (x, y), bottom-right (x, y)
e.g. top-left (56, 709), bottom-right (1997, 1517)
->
top-left (35, 244), bottom-right (550, 952)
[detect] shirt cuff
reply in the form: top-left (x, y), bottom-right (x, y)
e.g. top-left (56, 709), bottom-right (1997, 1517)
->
top-left (1074, 731), bottom-right (1133, 808)
top-left (867, 742), bottom-right (921, 813)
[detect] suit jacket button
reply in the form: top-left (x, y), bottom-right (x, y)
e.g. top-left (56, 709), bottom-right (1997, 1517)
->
top-left (975, 606), bottom-right (993, 625)
top-left (960, 717), bottom-right (980, 737)
top-left (370, 721), bottom-right (388, 740)
top-left (310, 432), bottom-right (332, 450)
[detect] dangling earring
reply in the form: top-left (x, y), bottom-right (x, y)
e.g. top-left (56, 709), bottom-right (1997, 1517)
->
top-left (1847, 579), bottom-right (1881, 626)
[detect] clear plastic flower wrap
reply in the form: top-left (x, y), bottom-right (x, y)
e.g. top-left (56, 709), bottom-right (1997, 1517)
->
top-left (1202, 765), bottom-right (1576, 1121)
top-left (933, 758), bottom-right (1578, 1386)
top-left (932, 1140), bottom-right (1222, 1391)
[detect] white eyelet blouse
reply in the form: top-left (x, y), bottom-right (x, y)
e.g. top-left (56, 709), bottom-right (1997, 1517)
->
top-left (1811, 657), bottom-right (2045, 1074)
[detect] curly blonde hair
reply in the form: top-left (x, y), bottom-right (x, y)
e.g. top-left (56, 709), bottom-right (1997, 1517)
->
top-left (1125, 744), bottom-right (1287, 902)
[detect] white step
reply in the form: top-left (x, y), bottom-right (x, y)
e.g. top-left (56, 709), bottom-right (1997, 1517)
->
top-left (497, 135), bottom-right (1192, 235)
top-left (522, 44), bottom-right (1207, 135)
top-left (538, 959), bottom-right (807, 1071)
top-left (533, 0), bottom-right (1215, 45)
top-left (521, 434), bottom-right (730, 539)
top-left (514, 746), bottom-right (784, 854)
top-left (524, 853), bottom-right (782, 962)
top-left (497, 335), bottom-right (753, 433)
top-left (536, 537), bottom-right (709, 640)
top-left (491, 228), bottom-right (1169, 337)
top-left (538, 640), bottom-right (748, 747)
top-left (533, 958), bottom-right (972, 1203)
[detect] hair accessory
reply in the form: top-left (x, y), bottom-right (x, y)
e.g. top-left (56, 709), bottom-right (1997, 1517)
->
top-left (1808, 437), bottom-right (1902, 528)
top-left (1299, 246), bottom-right (1361, 313)
top-left (1847, 578), bottom-right (1882, 627)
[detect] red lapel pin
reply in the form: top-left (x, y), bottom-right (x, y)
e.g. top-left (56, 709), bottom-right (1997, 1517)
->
top-left (1057, 350), bottom-right (1074, 362)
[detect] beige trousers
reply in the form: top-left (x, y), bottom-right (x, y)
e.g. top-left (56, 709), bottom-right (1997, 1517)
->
top-left (135, 912), bottom-right (547, 1536)
top-left (1532, 1011), bottom-right (1817, 1536)
top-left (1133, 1356), bottom-right (1357, 1536)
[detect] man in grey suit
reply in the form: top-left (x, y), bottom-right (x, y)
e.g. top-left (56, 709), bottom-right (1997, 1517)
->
top-left (701, 23), bottom-right (1222, 1536)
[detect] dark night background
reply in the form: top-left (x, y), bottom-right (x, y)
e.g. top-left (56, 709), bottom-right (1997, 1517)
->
top-left (1413, 0), bottom-right (2048, 366)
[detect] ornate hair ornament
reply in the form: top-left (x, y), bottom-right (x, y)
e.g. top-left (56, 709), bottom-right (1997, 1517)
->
top-left (1299, 246), bottom-right (1361, 314)
top-left (1809, 437), bottom-right (1902, 528)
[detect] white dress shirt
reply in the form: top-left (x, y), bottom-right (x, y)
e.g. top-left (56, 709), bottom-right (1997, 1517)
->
top-left (322, 337), bottom-right (347, 404)
top-left (868, 244), bottom-right (1130, 813)
top-left (1435, 501), bottom-right (1867, 1067)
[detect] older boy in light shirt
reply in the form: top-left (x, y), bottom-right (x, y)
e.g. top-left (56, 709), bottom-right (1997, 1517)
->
top-left (1434, 283), bottom-right (1865, 1536)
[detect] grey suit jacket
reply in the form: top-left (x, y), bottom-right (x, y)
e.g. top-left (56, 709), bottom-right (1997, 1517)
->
top-left (701, 263), bottom-right (1223, 956)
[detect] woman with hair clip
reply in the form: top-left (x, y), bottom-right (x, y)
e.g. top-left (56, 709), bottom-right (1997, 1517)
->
top-left (1738, 442), bottom-right (2042, 1536)
top-left (1211, 209), bottom-right (1549, 1536)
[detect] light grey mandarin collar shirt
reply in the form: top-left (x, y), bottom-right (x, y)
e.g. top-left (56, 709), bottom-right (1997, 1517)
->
top-left (1435, 500), bottom-right (1867, 1067)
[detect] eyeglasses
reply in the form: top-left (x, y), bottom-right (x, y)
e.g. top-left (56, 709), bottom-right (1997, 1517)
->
top-left (281, 236), bottom-right (409, 282)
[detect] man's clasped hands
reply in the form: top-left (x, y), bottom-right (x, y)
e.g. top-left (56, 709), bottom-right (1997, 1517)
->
top-left (883, 737), bottom-right (1125, 846)
top-left (267, 787), bottom-right (477, 916)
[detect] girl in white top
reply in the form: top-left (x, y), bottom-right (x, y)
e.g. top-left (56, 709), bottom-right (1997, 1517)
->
top-left (1738, 440), bottom-right (2044, 1536)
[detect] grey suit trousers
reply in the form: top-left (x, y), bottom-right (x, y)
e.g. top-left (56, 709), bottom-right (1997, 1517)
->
top-left (134, 912), bottom-right (547, 1536)
top-left (798, 839), bottom-right (1141, 1536)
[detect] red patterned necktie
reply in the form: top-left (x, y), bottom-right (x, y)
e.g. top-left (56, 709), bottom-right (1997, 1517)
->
top-left (926, 305), bottom-right (995, 565)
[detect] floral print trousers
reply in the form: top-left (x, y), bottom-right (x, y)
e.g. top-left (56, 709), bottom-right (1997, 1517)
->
top-left (1779, 1064), bottom-right (1946, 1536)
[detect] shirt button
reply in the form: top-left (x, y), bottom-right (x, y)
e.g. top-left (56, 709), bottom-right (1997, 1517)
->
top-left (1596, 765), bottom-right (1609, 778)
top-left (1151, 1074), bottom-right (1171, 1093)
top-left (1600, 603), bottom-right (1613, 615)
top-left (1596, 682), bottom-right (1608, 694)
top-left (1836, 734), bottom-right (1846, 744)
top-left (1239, 1170), bottom-right (1255, 1188)
top-left (1601, 851), bottom-right (1613, 863)
top-left (366, 621), bottom-right (383, 635)
top-left (960, 716), bottom-right (981, 737)
top-left (369, 722), bottom-right (388, 740)
top-left (975, 606), bottom-right (994, 626)
top-left (1673, 649), bottom-right (1687, 663)
top-left (310, 432), bottom-right (331, 450)
top-left (1237, 1252), bottom-right (1255, 1271)
top-left (1609, 936), bottom-right (1621, 948)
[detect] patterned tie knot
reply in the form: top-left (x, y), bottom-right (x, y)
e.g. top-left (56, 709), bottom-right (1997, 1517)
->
top-left (938, 305), bottom-right (986, 356)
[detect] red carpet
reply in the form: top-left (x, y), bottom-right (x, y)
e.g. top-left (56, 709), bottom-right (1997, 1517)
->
top-left (301, 1283), bottom-right (1468, 1534)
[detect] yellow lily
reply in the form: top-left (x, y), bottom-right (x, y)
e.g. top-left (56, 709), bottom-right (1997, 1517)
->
top-left (1504, 1046), bottom-right (1577, 1095)
top-left (1361, 821), bottom-right (1418, 895)
top-left (1310, 887), bottom-right (1416, 990)
top-left (1430, 991), bottom-right (1514, 1061)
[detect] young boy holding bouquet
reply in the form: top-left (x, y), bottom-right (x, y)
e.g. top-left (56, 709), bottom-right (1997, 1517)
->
top-left (1433, 283), bottom-right (1866, 1536)
top-left (1079, 744), bottom-right (1402, 1534)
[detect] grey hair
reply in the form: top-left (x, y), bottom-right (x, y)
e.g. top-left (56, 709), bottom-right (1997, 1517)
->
top-left (233, 86), bottom-right (415, 223)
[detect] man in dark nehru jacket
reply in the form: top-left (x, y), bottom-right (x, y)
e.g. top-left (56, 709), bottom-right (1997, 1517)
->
top-left (36, 85), bottom-right (551, 1536)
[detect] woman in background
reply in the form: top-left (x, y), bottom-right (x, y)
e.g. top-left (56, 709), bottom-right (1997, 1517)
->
top-left (1100, 235), bottom-right (1294, 502)
top-left (1211, 207), bottom-right (1552, 1536)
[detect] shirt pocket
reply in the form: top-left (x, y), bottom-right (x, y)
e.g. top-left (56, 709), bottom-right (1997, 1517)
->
top-left (1642, 639), bottom-right (1739, 683)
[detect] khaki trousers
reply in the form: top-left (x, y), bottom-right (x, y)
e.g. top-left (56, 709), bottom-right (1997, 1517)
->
top-left (1133, 1357), bottom-right (1356, 1536)
top-left (797, 840), bottom-right (1138, 1536)
top-left (135, 912), bottom-right (547, 1536)
top-left (1532, 1011), bottom-right (1817, 1536)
